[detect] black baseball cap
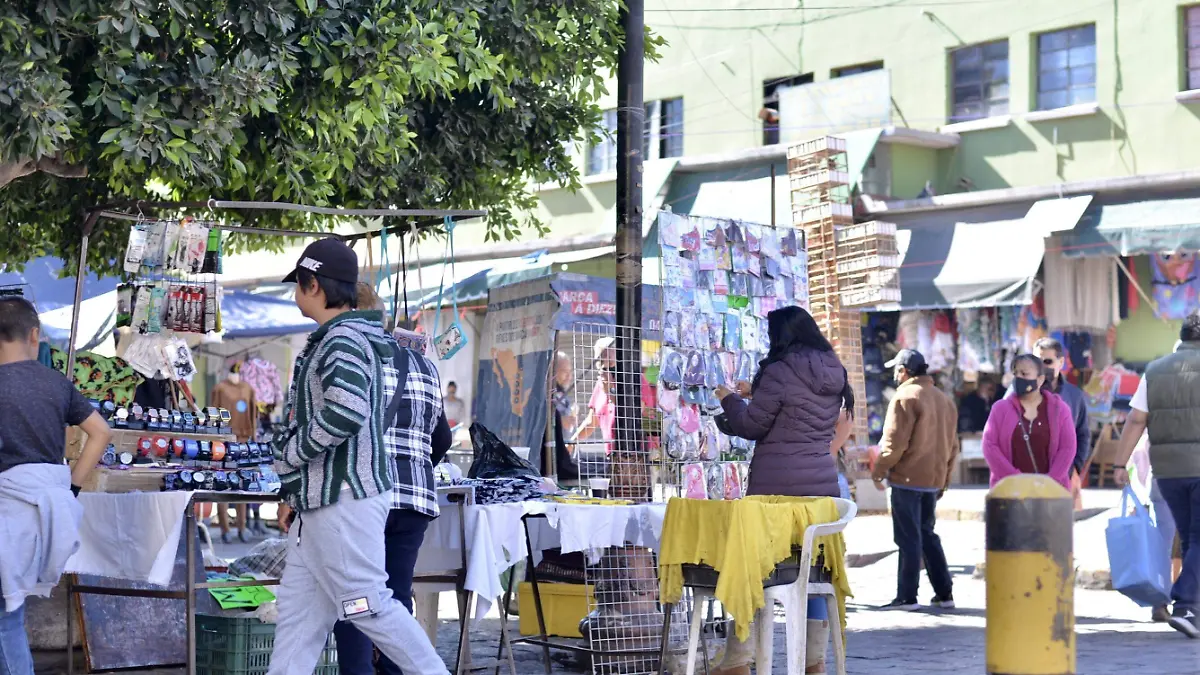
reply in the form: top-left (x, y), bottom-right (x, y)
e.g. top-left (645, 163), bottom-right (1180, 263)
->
top-left (282, 238), bottom-right (358, 284)
top-left (884, 348), bottom-right (926, 372)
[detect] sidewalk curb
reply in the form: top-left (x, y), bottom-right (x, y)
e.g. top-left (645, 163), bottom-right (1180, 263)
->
top-left (972, 561), bottom-right (1112, 590)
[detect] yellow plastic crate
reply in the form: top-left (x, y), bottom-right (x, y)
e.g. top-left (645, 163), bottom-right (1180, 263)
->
top-left (517, 582), bottom-right (594, 638)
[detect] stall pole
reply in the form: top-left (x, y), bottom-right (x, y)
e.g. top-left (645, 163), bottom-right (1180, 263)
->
top-left (66, 210), bottom-right (101, 370)
top-left (612, 0), bottom-right (648, 501)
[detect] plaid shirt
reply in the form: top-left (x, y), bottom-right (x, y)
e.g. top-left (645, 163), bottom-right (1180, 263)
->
top-left (381, 345), bottom-right (443, 518)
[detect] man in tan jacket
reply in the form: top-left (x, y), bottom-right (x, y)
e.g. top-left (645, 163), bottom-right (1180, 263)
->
top-left (871, 349), bottom-right (959, 612)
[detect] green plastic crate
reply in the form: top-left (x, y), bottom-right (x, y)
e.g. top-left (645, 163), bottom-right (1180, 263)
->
top-left (195, 614), bottom-right (338, 675)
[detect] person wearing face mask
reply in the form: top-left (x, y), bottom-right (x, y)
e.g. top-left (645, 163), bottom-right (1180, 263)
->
top-left (1032, 337), bottom-right (1091, 508)
top-left (981, 354), bottom-right (1077, 491)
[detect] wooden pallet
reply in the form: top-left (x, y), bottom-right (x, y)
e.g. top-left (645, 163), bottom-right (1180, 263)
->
top-left (836, 252), bottom-right (902, 274)
top-left (794, 203), bottom-right (854, 226)
top-left (787, 136), bottom-right (847, 159)
top-left (789, 169), bottom-right (850, 191)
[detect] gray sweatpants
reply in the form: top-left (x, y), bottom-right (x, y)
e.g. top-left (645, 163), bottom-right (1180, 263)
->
top-left (267, 493), bottom-right (448, 675)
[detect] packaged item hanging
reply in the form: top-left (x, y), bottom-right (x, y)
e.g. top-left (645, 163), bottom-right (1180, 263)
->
top-left (202, 228), bottom-right (222, 274)
top-left (705, 462), bottom-right (725, 500)
top-left (723, 462), bottom-right (743, 500)
top-left (142, 221), bottom-right (167, 269)
top-left (431, 218), bottom-right (469, 361)
top-left (146, 286), bottom-right (166, 334)
top-left (683, 463), bottom-right (707, 500)
top-left (116, 285), bottom-right (134, 328)
top-left (204, 284), bottom-right (218, 333)
top-left (172, 219), bottom-right (210, 274)
top-left (124, 223), bottom-right (149, 274)
top-left (162, 337), bottom-right (197, 381)
top-left (132, 285), bottom-right (153, 334)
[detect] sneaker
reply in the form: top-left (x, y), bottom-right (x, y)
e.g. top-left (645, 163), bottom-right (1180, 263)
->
top-left (1153, 605), bottom-right (1171, 623)
top-left (1169, 607), bottom-right (1200, 639)
top-left (220, 530), bottom-right (233, 545)
top-left (931, 595), bottom-right (955, 610)
top-left (880, 599), bottom-right (919, 611)
top-left (237, 528), bottom-right (250, 543)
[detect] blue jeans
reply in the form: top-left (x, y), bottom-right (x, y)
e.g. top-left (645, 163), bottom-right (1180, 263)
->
top-left (1156, 477), bottom-right (1200, 611)
top-left (890, 487), bottom-right (953, 603)
top-left (333, 509), bottom-right (432, 675)
top-left (0, 594), bottom-right (34, 675)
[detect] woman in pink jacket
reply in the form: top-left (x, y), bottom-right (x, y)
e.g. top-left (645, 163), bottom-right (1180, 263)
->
top-left (982, 354), bottom-right (1077, 490)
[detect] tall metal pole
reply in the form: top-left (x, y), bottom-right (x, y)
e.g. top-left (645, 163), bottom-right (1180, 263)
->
top-left (66, 210), bottom-right (101, 371)
top-left (612, 0), bottom-right (647, 501)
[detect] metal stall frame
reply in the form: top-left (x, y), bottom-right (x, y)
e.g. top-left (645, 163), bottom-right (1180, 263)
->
top-left (61, 200), bottom-right (486, 675)
top-left (64, 200), bottom-right (487, 370)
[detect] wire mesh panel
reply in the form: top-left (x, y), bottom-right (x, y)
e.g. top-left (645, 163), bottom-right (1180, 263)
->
top-left (565, 322), bottom-right (694, 675)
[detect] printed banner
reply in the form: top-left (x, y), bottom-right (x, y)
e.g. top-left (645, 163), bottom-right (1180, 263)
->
top-left (551, 274), bottom-right (663, 341)
top-left (474, 278), bottom-right (557, 464)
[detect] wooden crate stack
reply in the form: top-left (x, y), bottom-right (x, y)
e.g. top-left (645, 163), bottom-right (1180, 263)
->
top-left (787, 137), bottom-right (869, 442)
top-left (835, 220), bottom-right (901, 308)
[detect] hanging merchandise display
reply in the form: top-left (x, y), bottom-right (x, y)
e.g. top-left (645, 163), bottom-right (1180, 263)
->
top-left (656, 211), bottom-right (811, 499)
top-left (1150, 252), bottom-right (1200, 320)
top-left (238, 357), bottom-right (284, 408)
top-left (432, 217), bottom-right (469, 361)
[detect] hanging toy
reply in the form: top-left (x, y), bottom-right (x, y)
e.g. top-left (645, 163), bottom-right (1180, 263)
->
top-left (432, 216), bottom-right (469, 361)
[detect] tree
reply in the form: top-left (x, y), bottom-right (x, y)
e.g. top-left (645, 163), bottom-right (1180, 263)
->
top-left (0, 0), bottom-right (661, 274)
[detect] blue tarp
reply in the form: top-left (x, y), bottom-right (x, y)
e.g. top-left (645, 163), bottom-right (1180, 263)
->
top-left (220, 291), bottom-right (316, 339)
top-left (0, 256), bottom-right (120, 312)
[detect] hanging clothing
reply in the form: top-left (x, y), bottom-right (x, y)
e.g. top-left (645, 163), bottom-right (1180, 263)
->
top-left (1042, 248), bottom-right (1118, 332)
top-left (928, 312), bottom-right (955, 373)
top-left (210, 379), bottom-right (257, 441)
top-left (1150, 253), bottom-right (1200, 320)
top-left (50, 348), bottom-right (142, 407)
top-left (238, 358), bottom-right (283, 407)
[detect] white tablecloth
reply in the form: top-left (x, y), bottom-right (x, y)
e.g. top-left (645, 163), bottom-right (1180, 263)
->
top-left (66, 491), bottom-right (193, 586)
top-left (419, 501), bottom-right (666, 621)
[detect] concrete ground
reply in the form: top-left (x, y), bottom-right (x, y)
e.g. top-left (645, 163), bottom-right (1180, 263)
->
top-left (36, 489), bottom-right (1196, 675)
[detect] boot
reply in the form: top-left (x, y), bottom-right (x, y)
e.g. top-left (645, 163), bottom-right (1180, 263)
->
top-left (710, 620), bottom-right (755, 675)
top-left (805, 620), bottom-right (829, 674)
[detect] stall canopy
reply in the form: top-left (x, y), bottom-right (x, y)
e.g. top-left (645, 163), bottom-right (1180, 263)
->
top-left (220, 291), bottom-right (316, 339)
top-left (412, 246), bottom-right (616, 309)
top-left (1058, 191), bottom-right (1200, 257)
top-left (0, 256), bottom-right (120, 312)
top-left (886, 198), bottom-right (1089, 309)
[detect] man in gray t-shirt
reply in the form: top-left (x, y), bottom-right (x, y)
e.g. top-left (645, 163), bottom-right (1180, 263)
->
top-left (0, 296), bottom-right (111, 675)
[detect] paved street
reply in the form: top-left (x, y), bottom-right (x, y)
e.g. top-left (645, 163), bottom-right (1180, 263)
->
top-left (33, 507), bottom-right (1200, 675)
top-left (441, 515), bottom-right (1200, 675)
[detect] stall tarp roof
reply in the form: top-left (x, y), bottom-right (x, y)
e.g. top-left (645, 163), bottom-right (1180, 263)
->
top-left (221, 291), bottom-right (316, 339)
top-left (412, 246), bottom-right (615, 309)
top-left (1058, 193), bottom-right (1200, 257)
top-left (885, 198), bottom-right (1087, 309)
top-left (40, 290), bottom-right (118, 352)
top-left (0, 256), bottom-right (120, 313)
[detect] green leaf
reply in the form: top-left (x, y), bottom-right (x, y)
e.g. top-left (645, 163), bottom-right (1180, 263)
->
top-left (169, 19), bottom-right (181, 39)
top-left (99, 128), bottom-right (122, 143)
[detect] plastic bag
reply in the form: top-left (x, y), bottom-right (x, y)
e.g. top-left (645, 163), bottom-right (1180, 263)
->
top-left (1106, 485), bottom-right (1171, 607)
top-left (467, 423), bottom-right (539, 479)
top-left (229, 537), bottom-right (289, 579)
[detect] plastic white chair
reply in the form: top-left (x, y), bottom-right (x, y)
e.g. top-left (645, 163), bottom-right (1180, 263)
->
top-left (682, 497), bottom-right (857, 675)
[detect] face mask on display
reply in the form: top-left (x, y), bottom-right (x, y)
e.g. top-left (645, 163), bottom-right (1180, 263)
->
top-left (1013, 377), bottom-right (1040, 396)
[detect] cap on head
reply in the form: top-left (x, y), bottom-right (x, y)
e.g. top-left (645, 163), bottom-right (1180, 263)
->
top-left (283, 238), bottom-right (359, 284)
top-left (884, 348), bottom-right (927, 374)
top-left (593, 336), bottom-right (615, 361)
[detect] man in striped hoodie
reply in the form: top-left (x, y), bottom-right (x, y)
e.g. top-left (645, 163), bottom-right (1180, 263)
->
top-left (267, 239), bottom-right (447, 675)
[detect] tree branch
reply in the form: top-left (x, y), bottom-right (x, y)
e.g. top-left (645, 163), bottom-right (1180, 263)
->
top-left (0, 156), bottom-right (87, 189)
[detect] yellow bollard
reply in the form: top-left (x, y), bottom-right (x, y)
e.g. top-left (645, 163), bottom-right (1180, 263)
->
top-left (985, 474), bottom-right (1075, 675)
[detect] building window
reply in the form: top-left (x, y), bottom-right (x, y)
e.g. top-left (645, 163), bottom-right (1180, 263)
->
top-left (949, 40), bottom-right (1009, 122)
top-left (832, 61), bottom-right (883, 78)
top-left (1036, 25), bottom-right (1096, 110)
top-left (762, 74), bottom-right (814, 145)
top-left (1186, 6), bottom-right (1200, 90)
top-left (643, 98), bottom-right (684, 160)
top-left (586, 109), bottom-right (618, 175)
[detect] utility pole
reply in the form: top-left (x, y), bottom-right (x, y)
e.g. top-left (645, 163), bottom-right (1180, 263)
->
top-left (611, 0), bottom-right (648, 501)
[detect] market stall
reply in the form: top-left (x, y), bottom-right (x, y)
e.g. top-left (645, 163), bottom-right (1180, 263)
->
top-left (55, 201), bottom-right (484, 675)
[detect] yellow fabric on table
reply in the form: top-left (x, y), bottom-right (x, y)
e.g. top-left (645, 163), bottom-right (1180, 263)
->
top-left (657, 496), bottom-right (851, 643)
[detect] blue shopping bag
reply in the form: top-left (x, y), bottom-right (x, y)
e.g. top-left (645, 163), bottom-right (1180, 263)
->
top-left (1106, 485), bottom-right (1171, 607)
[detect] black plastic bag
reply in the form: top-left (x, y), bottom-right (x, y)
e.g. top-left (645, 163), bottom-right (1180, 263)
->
top-left (467, 423), bottom-right (539, 479)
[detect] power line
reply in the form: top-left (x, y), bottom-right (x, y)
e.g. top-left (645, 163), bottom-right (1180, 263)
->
top-left (654, 0), bottom-right (759, 123)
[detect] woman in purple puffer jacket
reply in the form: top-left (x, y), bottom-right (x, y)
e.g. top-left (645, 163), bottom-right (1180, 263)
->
top-left (717, 305), bottom-right (853, 498)
top-left (713, 305), bottom-right (852, 675)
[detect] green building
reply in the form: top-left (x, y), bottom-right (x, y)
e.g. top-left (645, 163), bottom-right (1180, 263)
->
top-left (530, 0), bottom-right (1200, 364)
